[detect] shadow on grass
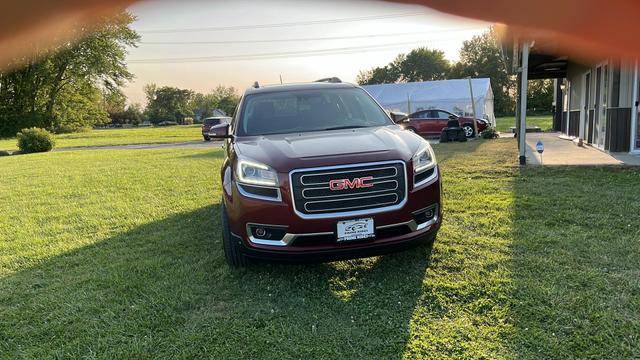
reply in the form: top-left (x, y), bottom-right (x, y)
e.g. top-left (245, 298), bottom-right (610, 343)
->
top-left (510, 166), bottom-right (640, 358)
top-left (0, 203), bottom-right (433, 358)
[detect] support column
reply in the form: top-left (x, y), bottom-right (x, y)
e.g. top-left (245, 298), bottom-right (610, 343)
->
top-left (518, 41), bottom-right (530, 165)
top-left (631, 61), bottom-right (639, 152)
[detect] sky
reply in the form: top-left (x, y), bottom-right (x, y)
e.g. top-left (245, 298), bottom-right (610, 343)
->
top-left (123, 0), bottom-right (491, 105)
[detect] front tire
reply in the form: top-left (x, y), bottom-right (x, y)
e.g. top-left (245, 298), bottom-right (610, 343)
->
top-left (221, 202), bottom-right (248, 267)
top-left (204, 136), bottom-right (211, 141)
top-left (463, 125), bottom-right (475, 138)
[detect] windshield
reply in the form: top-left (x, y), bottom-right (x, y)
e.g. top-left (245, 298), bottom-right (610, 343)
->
top-left (237, 88), bottom-right (392, 136)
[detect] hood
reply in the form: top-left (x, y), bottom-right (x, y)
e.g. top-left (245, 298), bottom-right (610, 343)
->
top-left (233, 125), bottom-right (425, 172)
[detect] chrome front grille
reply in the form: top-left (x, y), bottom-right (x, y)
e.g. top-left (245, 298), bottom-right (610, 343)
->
top-left (290, 161), bottom-right (407, 218)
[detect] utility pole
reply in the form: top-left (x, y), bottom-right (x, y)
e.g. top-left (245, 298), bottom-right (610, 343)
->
top-left (467, 77), bottom-right (478, 136)
top-left (279, 74), bottom-right (283, 84)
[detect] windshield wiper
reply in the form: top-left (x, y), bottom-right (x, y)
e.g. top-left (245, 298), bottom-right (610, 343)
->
top-left (322, 125), bottom-right (369, 131)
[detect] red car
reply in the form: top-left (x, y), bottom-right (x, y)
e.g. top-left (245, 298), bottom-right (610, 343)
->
top-left (400, 109), bottom-right (489, 138)
top-left (201, 116), bottom-right (231, 141)
top-left (210, 80), bottom-right (442, 266)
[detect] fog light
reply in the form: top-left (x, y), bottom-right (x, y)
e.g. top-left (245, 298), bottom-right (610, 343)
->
top-left (413, 204), bottom-right (438, 225)
top-left (255, 227), bottom-right (267, 238)
top-left (248, 225), bottom-right (287, 241)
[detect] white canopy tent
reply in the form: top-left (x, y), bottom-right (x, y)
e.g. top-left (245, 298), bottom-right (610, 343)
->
top-left (362, 78), bottom-right (495, 125)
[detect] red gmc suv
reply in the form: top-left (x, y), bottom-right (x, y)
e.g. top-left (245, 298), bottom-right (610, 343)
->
top-left (211, 80), bottom-right (441, 266)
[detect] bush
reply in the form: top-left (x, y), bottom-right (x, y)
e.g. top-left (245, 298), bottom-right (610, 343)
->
top-left (16, 128), bottom-right (55, 153)
top-left (481, 126), bottom-right (499, 139)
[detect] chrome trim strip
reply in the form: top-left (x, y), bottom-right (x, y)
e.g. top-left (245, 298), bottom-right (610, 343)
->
top-left (413, 165), bottom-right (439, 190)
top-left (237, 182), bottom-right (282, 202)
top-left (299, 166), bottom-right (398, 186)
top-left (289, 160), bottom-right (408, 219)
top-left (245, 214), bottom-right (439, 248)
top-left (301, 179), bottom-right (398, 199)
top-left (304, 193), bottom-right (399, 213)
top-left (246, 222), bottom-right (335, 247)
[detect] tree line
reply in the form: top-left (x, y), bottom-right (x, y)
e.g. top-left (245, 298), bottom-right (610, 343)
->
top-left (356, 28), bottom-right (553, 116)
top-left (106, 84), bottom-right (240, 127)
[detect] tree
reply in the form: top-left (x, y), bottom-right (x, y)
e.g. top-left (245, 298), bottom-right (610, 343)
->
top-left (399, 48), bottom-right (450, 82)
top-left (527, 79), bottom-right (554, 114)
top-left (0, 12), bottom-right (139, 136)
top-left (211, 85), bottom-right (240, 116)
top-left (451, 28), bottom-right (515, 116)
top-left (144, 85), bottom-right (194, 124)
top-left (109, 104), bottom-right (144, 125)
top-left (356, 49), bottom-right (450, 85)
top-left (357, 55), bottom-right (405, 85)
top-left (189, 85), bottom-right (240, 120)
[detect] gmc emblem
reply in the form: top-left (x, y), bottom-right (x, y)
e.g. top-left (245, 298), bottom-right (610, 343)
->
top-left (329, 176), bottom-right (374, 191)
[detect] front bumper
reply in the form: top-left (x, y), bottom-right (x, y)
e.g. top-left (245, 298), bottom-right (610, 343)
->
top-left (223, 166), bottom-right (442, 262)
top-left (233, 224), bottom-right (438, 263)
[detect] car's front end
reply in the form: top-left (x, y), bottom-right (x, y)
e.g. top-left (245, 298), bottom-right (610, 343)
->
top-left (217, 82), bottom-right (442, 266)
top-left (222, 128), bottom-right (441, 264)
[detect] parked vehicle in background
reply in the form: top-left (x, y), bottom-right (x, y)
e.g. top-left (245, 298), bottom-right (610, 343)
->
top-left (212, 80), bottom-right (441, 267)
top-left (399, 109), bottom-right (488, 138)
top-left (388, 111), bottom-right (408, 123)
top-left (202, 116), bottom-right (232, 141)
top-left (157, 121), bottom-right (179, 127)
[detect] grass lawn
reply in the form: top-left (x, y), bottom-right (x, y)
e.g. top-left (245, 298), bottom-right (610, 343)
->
top-left (0, 125), bottom-right (203, 151)
top-left (1, 140), bottom-right (639, 358)
top-left (495, 115), bottom-right (553, 133)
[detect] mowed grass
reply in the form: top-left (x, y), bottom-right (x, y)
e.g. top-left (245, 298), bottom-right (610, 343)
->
top-left (0, 125), bottom-right (203, 151)
top-left (496, 115), bottom-right (553, 133)
top-left (1, 140), bottom-right (639, 358)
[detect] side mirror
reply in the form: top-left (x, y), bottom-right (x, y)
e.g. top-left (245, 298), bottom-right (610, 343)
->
top-left (209, 123), bottom-right (232, 139)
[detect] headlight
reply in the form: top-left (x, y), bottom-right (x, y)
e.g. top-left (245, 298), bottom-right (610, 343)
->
top-left (236, 158), bottom-right (279, 187)
top-left (412, 141), bottom-right (437, 174)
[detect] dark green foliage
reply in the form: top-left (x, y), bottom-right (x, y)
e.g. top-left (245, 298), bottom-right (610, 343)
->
top-left (16, 127), bottom-right (55, 153)
top-left (527, 79), bottom-right (554, 114)
top-left (0, 114), bottom-right (47, 138)
top-left (143, 84), bottom-right (194, 124)
top-left (481, 126), bottom-right (499, 139)
top-left (0, 12), bottom-right (139, 136)
top-left (109, 104), bottom-right (144, 126)
top-left (357, 49), bottom-right (449, 84)
top-left (449, 28), bottom-right (514, 116)
top-left (189, 85), bottom-right (240, 120)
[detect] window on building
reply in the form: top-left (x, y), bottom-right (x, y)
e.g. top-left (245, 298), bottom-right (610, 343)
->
top-left (611, 65), bottom-right (621, 108)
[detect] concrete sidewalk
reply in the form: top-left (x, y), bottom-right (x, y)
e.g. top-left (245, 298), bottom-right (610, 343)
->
top-left (524, 132), bottom-right (640, 166)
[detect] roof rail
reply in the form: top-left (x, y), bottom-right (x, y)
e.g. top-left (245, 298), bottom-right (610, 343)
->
top-left (252, 81), bottom-right (260, 88)
top-left (315, 77), bottom-right (342, 83)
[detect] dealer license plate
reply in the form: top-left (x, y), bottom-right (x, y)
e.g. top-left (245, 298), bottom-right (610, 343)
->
top-left (336, 218), bottom-right (375, 242)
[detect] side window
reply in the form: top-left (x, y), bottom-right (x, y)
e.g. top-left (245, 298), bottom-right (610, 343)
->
top-left (414, 111), bottom-right (430, 119)
top-left (436, 111), bottom-right (451, 119)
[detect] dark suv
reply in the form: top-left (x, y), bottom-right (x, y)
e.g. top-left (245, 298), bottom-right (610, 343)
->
top-left (202, 116), bottom-right (231, 141)
top-left (212, 80), bottom-right (441, 266)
